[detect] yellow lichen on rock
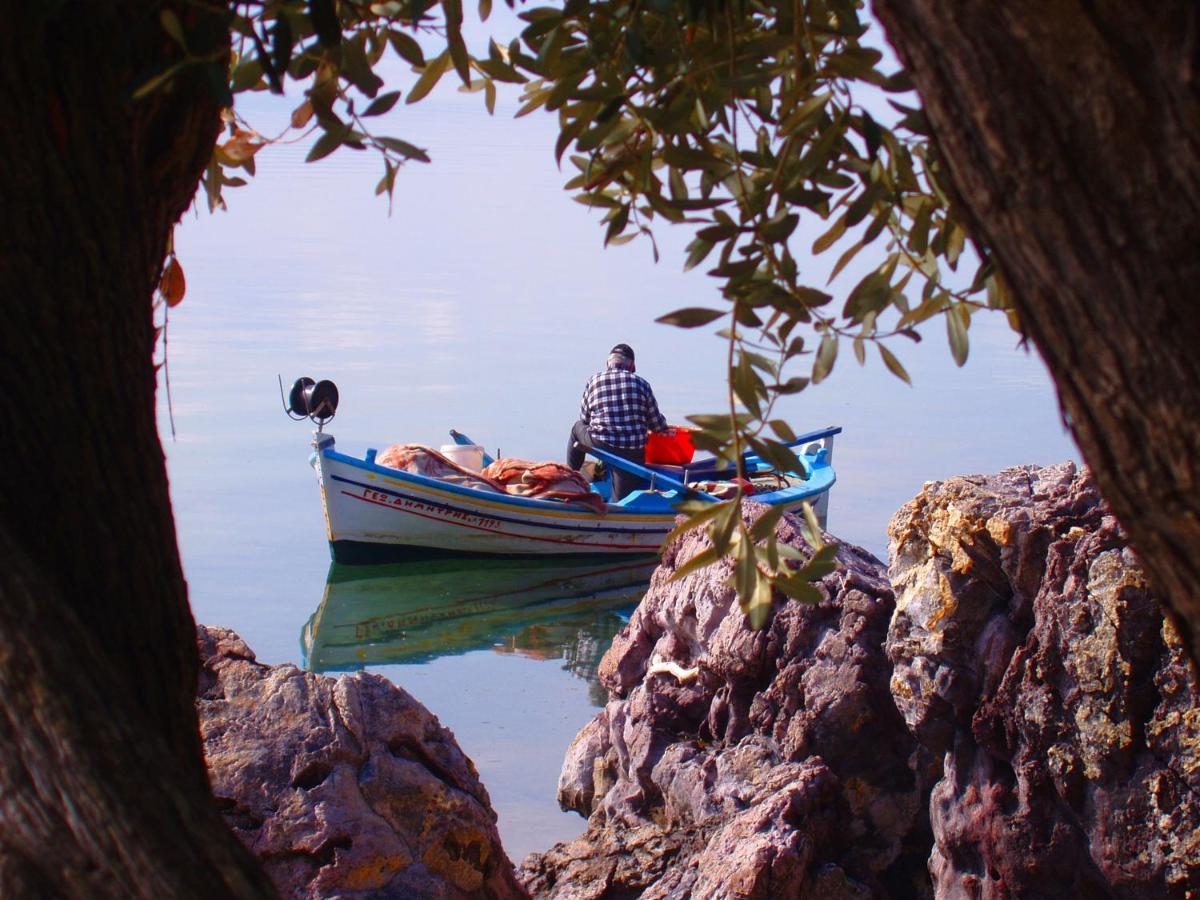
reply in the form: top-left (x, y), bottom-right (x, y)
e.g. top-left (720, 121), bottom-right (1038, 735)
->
top-left (927, 571), bottom-right (960, 630)
top-left (338, 855), bottom-right (408, 892)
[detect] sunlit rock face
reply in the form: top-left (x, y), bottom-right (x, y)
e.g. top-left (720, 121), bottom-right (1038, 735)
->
top-left (887, 463), bottom-right (1200, 898)
top-left (520, 507), bottom-right (932, 898)
top-left (196, 626), bottom-right (527, 900)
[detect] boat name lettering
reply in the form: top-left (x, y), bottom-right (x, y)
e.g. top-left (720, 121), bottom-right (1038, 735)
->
top-left (362, 488), bottom-right (501, 529)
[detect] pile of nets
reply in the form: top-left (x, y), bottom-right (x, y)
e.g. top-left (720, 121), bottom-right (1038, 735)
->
top-left (376, 445), bottom-right (606, 514)
top-left (481, 458), bottom-right (606, 514)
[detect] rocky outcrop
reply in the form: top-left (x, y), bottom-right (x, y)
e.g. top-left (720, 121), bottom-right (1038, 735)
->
top-left (887, 463), bottom-right (1200, 898)
top-left (195, 462), bottom-right (1199, 898)
top-left (197, 626), bottom-right (526, 900)
top-left (520, 507), bottom-right (931, 898)
top-left (525, 463), bottom-right (1200, 898)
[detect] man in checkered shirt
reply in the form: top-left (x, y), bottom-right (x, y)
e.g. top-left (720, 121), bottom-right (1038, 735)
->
top-left (567, 343), bottom-right (669, 500)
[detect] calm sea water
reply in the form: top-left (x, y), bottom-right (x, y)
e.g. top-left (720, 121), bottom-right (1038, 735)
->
top-left (161, 76), bottom-right (1077, 860)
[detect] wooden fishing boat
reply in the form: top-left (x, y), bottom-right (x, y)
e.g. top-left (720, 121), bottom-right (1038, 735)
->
top-left (302, 556), bottom-right (657, 672)
top-left (307, 425), bottom-right (840, 562)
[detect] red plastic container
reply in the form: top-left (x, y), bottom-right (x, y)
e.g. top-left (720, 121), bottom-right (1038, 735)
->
top-left (645, 427), bottom-right (695, 465)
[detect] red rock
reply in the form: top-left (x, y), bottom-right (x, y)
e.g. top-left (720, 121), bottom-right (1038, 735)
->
top-left (887, 463), bottom-right (1200, 897)
top-left (520, 504), bottom-right (930, 897)
top-left (197, 626), bottom-right (526, 899)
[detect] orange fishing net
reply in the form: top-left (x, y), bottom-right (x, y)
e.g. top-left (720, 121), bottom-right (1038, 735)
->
top-left (482, 458), bottom-right (608, 515)
top-left (376, 445), bottom-right (607, 515)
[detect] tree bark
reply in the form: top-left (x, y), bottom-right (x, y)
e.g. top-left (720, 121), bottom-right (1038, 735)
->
top-left (0, 3), bottom-right (275, 895)
top-left (871, 1), bottom-right (1200, 658)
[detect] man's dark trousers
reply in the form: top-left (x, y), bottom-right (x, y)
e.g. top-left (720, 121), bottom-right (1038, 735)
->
top-left (567, 420), bottom-right (647, 501)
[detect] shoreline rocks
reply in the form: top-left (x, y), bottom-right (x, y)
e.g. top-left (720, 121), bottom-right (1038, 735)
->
top-left (522, 462), bottom-right (1199, 898)
top-left (887, 463), bottom-right (1199, 898)
top-left (519, 508), bottom-right (931, 898)
top-left (196, 461), bottom-right (1199, 898)
top-left (197, 626), bottom-right (527, 899)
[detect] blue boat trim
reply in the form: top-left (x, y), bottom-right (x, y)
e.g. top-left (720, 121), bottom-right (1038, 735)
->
top-left (639, 425), bottom-right (843, 481)
top-left (324, 447), bottom-right (683, 514)
top-left (341, 489), bottom-right (662, 552)
top-left (330, 540), bottom-right (659, 565)
top-left (581, 454), bottom-right (836, 506)
top-left (310, 422), bottom-right (842, 563)
top-left (325, 554), bottom-right (659, 579)
top-left (326, 437), bottom-right (835, 514)
top-left (328, 473), bottom-right (673, 535)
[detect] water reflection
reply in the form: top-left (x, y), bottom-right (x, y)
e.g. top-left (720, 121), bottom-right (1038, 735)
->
top-left (301, 556), bottom-right (656, 694)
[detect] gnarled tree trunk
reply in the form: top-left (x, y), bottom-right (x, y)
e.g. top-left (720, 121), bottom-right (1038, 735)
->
top-left (0, 3), bottom-right (274, 895)
top-left (872, 1), bottom-right (1200, 659)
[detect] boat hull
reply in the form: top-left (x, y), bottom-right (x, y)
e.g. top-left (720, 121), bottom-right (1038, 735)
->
top-left (317, 449), bottom-right (677, 558)
top-left (311, 430), bottom-right (838, 560)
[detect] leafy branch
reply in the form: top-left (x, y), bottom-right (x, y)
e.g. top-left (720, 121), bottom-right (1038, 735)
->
top-left (510, 0), bottom-right (1017, 624)
top-left (142, 0), bottom-right (1019, 629)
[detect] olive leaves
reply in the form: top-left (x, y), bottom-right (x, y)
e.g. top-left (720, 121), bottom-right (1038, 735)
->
top-left (667, 499), bottom-right (836, 629)
top-left (143, 1), bottom-right (1016, 630)
top-left (139, 2), bottom-right (529, 213)
top-left (508, 0), bottom-right (1014, 626)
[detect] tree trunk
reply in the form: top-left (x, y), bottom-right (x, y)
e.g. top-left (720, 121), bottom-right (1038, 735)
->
top-left (0, 3), bottom-right (274, 895)
top-left (871, 1), bottom-right (1200, 658)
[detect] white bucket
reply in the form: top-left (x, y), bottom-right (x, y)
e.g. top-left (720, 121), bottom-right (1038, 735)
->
top-left (440, 443), bottom-right (485, 472)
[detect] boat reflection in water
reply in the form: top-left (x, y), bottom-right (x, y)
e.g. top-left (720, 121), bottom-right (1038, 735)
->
top-left (302, 556), bottom-right (656, 695)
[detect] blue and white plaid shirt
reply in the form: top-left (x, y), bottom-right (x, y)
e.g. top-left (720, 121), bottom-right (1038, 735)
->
top-left (581, 367), bottom-right (668, 449)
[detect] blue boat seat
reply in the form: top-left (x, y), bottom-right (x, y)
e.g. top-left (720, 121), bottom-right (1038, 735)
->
top-left (645, 460), bottom-right (739, 481)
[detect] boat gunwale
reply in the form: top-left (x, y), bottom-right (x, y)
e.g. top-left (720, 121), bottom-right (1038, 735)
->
top-left (321, 441), bottom-right (835, 517)
top-left (322, 447), bottom-right (678, 520)
top-left (329, 472), bottom-right (674, 535)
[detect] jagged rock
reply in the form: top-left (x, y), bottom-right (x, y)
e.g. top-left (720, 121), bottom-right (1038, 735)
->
top-left (197, 625), bottom-right (527, 900)
top-left (887, 462), bottom-right (1200, 898)
top-left (519, 506), bottom-right (931, 898)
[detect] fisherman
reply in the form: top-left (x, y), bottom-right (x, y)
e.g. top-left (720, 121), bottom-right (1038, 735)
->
top-left (568, 343), bottom-right (670, 501)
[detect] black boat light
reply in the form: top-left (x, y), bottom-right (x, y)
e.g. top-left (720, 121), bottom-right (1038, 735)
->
top-left (280, 375), bottom-right (339, 428)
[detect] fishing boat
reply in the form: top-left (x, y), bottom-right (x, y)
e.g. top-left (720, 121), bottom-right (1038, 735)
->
top-left (285, 377), bottom-right (840, 562)
top-left (302, 556), bottom-right (657, 672)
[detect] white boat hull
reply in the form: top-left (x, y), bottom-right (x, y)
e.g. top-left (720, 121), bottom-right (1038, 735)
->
top-left (310, 427), bottom-right (838, 561)
top-left (317, 447), bottom-right (675, 559)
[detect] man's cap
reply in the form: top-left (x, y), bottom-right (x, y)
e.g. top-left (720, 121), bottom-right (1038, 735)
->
top-left (609, 343), bottom-right (635, 361)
